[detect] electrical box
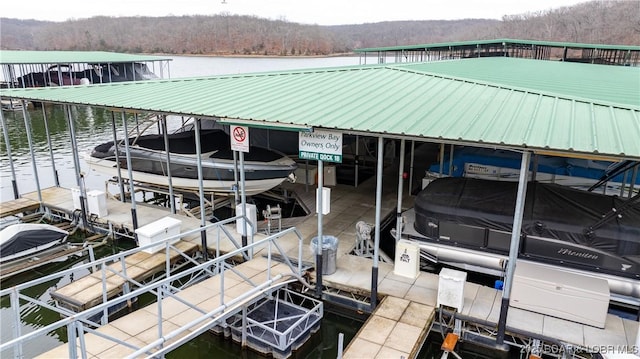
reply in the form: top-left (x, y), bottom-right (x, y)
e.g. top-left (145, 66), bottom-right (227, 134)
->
top-left (323, 166), bottom-right (337, 186)
top-left (71, 187), bottom-right (82, 210)
top-left (437, 267), bottom-right (467, 312)
top-left (394, 239), bottom-right (420, 279)
top-left (294, 164), bottom-right (336, 186)
top-left (316, 187), bottom-right (330, 215)
top-left (236, 203), bottom-right (257, 235)
top-left (135, 216), bottom-right (182, 254)
top-left (510, 261), bottom-right (610, 328)
top-left (86, 190), bottom-right (108, 217)
top-left (294, 164), bottom-right (318, 185)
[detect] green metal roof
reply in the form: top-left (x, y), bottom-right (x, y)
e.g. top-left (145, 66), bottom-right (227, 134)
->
top-left (400, 58), bottom-right (640, 107)
top-left (355, 38), bottom-right (640, 53)
top-left (0, 50), bottom-right (171, 64)
top-left (2, 57), bottom-right (639, 160)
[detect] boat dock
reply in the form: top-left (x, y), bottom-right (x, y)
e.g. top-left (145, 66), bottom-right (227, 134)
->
top-left (38, 256), bottom-right (298, 358)
top-left (4, 168), bottom-right (639, 357)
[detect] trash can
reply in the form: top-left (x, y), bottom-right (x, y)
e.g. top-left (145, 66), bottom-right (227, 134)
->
top-left (310, 235), bottom-right (339, 275)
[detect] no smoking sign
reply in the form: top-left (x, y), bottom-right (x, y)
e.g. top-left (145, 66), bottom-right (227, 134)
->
top-left (230, 125), bottom-right (249, 153)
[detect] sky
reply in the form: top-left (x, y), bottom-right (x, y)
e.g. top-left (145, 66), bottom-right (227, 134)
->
top-left (2, 0), bottom-right (591, 25)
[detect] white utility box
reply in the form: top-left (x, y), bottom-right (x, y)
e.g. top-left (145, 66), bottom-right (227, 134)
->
top-left (394, 239), bottom-right (420, 279)
top-left (86, 190), bottom-right (108, 217)
top-left (437, 268), bottom-right (467, 312)
top-left (316, 187), bottom-right (331, 215)
top-left (510, 261), bottom-right (609, 328)
top-left (135, 216), bottom-right (182, 254)
top-left (71, 187), bottom-right (82, 210)
top-left (295, 164), bottom-right (317, 185)
top-left (236, 203), bottom-right (257, 235)
top-left (294, 164), bottom-right (336, 186)
top-left (323, 166), bottom-right (337, 186)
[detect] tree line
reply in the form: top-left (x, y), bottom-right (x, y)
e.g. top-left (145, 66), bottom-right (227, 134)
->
top-left (1, 1), bottom-right (637, 55)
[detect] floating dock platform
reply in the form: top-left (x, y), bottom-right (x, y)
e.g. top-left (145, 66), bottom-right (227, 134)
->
top-left (344, 296), bottom-right (436, 358)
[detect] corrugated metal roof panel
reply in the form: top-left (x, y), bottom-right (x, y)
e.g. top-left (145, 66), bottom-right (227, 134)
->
top-left (2, 58), bottom-right (639, 159)
top-left (397, 58), bottom-right (640, 107)
top-left (0, 50), bottom-right (171, 64)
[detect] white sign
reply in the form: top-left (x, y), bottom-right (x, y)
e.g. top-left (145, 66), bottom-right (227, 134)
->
top-left (298, 130), bottom-right (342, 163)
top-left (230, 125), bottom-right (249, 153)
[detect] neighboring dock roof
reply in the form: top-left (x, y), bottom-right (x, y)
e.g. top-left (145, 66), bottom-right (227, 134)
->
top-left (354, 38), bottom-right (640, 53)
top-left (2, 57), bottom-right (639, 160)
top-left (0, 50), bottom-right (171, 64)
top-left (354, 39), bottom-right (640, 67)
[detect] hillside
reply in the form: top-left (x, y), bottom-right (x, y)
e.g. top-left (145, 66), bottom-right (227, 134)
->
top-left (0, 0), bottom-right (637, 55)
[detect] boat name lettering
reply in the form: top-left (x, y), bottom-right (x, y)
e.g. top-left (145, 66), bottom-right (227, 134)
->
top-left (466, 164), bottom-right (490, 174)
top-left (556, 248), bottom-right (599, 260)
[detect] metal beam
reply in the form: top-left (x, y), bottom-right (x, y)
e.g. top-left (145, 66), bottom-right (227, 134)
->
top-left (496, 151), bottom-right (531, 344)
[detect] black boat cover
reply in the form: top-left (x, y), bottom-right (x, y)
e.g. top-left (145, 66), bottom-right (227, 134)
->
top-left (94, 129), bottom-right (286, 162)
top-left (414, 178), bottom-right (640, 276)
top-left (0, 224), bottom-right (68, 260)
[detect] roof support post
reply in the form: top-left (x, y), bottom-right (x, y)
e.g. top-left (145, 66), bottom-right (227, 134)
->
top-left (408, 140), bottom-right (415, 195)
top-left (370, 136), bottom-right (384, 310)
top-left (496, 150), bottom-right (531, 345)
top-left (239, 149), bottom-right (249, 259)
top-left (21, 102), bottom-right (42, 204)
top-left (354, 136), bottom-right (359, 188)
top-left (395, 139), bottom-right (406, 240)
top-left (121, 111), bottom-right (139, 232)
top-left (233, 151), bottom-right (240, 206)
top-left (628, 165), bottom-right (638, 198)
top-left (66, 105), bottom-right (87, 226)
top-left (110, 111), bottom-right (126, 202)
top-left (315, 159), bottom-right (324, 298)
top-left (41, 103), bottom-right (59, 187)
top-left (194, 119), bottom-right (208, 260)
top-left (160, 115), bottom-right (176, 214)
top-left (0, 108), bottom-right (19, 199)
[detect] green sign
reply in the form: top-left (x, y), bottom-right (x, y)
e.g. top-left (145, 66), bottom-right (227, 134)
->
top-left (298, 130), bottom-right (343, 164)
top-left (299, 151), bottom-right (342, 163)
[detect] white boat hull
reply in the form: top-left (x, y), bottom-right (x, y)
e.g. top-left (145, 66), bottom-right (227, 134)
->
top-left (87, 156), bottom-right (292, 196)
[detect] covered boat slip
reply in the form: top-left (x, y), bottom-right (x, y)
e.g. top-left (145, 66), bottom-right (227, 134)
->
top-left (88, 125), bottom-right (298, 195)
top-left (2, 47), bottom-right (640, 354)
top-left (0, 51), bottom-right (172, 88)
top-left (414, 177), bottom-right (640, 280)
top-left (354, 38), bottom-right (640, 66)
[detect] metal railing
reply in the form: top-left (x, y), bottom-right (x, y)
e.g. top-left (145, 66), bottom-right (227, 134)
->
top-left (0, 215), bottom-right (307, 359)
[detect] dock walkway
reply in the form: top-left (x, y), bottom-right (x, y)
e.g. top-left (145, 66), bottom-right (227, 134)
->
top-left (23, 187), bottom-right (269, 314)
top-left (51, 239), bottom-right (199, 312)
top-left (344, 295), bottom-right (436, 358)
top-left (0, 196), bottom-right (40, 218)
top-left (38, 257), bottom-right (295, 358)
